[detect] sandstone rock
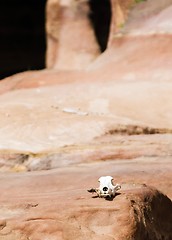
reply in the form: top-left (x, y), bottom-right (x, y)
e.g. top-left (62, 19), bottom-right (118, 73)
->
top-left (0, 73), bottom-right (172, 157)
top-left (0, 0), bottom-right (172, 239)
top-left (46, 0), bottom-right (137, 69)
top-left (122, 0), bottom-right (172, 35)
top-left (0, 173), bottom-right (171, 240)
top-left (46, 0), bottom-right (100, 69)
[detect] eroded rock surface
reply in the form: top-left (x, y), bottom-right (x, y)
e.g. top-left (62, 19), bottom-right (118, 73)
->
top-left (0, 0), bottom-right (172, 239)
top-left (0, 173), bottom-right (172, 240)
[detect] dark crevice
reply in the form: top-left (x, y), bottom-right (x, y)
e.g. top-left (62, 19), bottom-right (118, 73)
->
top-left (88, 0), bottom-right (112, 52)
top-left (106, 125), bottom-right (172, 136)
top-left (0, 0), bottom-right (46, 80)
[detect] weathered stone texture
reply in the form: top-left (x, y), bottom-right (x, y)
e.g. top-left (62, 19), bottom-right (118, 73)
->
top-left (0, 0), bottom-right (172, 239)
top-left (46, 0), bottom-right (100, 69)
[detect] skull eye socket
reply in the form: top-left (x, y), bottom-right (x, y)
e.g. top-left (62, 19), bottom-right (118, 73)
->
top-left (103, 187), bottom-right (108, 191)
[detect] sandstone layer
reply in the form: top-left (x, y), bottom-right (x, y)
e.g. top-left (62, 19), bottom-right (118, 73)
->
top-left (0, 176), bottom-right (172, 240)
top-left (0, 0), bottom-right (172, 239)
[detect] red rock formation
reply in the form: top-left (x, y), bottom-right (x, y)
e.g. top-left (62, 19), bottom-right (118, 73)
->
top-left (46, 0), bottom-right (135, 69)
top-left (0, 0), bottom-right (172, 239)
top-left (0, 177), bottom-right (172, 240)
top-left (46, 0), bottom-right (100, 69)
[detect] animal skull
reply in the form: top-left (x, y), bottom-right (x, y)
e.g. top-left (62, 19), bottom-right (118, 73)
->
top-left (88, 176), bottom-right (121, 198)
top-left (97, 176), bottom-right (121, 198)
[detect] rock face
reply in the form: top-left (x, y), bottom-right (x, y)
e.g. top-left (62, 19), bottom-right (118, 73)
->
top-left (46, 0), bottom-right (101, 69)
top-left (0, 176), bottom-right (172, 240)
top-left (45, 0), bottom-right (134, 69)
top-left (0, 0), bottom-right (172, 239)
